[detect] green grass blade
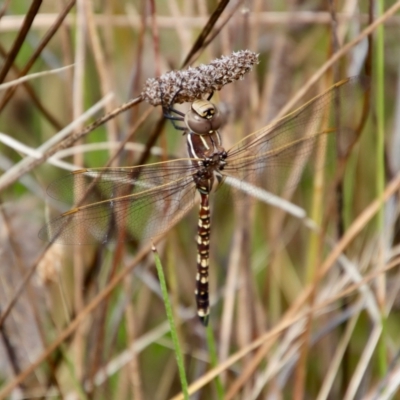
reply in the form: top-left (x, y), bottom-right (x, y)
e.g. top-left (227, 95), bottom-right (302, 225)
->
top-left (152, 245), bottom-right (189, 400)
top-left (206, 324), bottom-right (225, 399)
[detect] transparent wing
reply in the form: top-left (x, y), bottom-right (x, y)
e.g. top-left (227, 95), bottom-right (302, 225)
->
top-left (224, 76), bottom-right (369, 192)
top-left (40, 159), bottom-right (199, 244)
top-left (46, 158), bottom-right (198, 205)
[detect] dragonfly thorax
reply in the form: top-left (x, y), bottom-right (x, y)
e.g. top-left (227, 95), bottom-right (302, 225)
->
top-left (184, 99), bottom-right (224, 135)
top-left (192, 151), bottom-right (227, 194)
top-left (201, 151), bottom-right (227, 169)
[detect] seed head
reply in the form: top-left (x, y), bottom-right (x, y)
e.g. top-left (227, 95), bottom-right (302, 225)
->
top-left (141, 50), bottom-right (259, 106)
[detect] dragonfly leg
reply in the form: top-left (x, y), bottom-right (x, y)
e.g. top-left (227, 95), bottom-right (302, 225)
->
top-left (158, 77), bottom-right (188, 130)
top-left (195, 193), bottom-right (211, 325)
top-left (163, 108), bottom-right (187, 131)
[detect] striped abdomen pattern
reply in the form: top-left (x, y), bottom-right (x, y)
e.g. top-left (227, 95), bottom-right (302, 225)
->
top-left (195, 193), bottom-right (211, 325)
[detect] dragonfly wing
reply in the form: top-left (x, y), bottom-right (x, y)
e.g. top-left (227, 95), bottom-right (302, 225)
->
top-left (224, 76), bottom-right (369, 194)
top-left (39, 175), bottom-right (197, 244)
top-left (46, 158), bottom-right (197, 205)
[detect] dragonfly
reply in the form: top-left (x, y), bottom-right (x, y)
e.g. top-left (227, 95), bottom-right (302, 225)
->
top-left (39, 76), bottom-right (367, 325)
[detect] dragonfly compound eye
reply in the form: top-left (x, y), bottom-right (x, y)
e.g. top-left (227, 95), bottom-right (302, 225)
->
top-left (185, 100), bottom-right (223, 134)
top-left (192, 99), bottom-right (216, 119)
top-left (185, 110), bottom-right (211, 134)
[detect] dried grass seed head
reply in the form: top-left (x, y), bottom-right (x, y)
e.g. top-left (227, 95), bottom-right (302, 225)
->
top-left (141, 50), bottom-right (259, 106)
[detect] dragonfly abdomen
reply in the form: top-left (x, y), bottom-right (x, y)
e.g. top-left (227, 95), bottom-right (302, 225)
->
top-left (195, 193), bottom-right (211, 326)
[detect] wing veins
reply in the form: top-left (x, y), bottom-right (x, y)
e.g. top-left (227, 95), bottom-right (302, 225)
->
top-left (63, 174), bottom-right (196, 215)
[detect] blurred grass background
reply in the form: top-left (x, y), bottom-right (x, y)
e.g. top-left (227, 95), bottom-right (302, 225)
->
top-left (1, 1), bottom-right (400, 399)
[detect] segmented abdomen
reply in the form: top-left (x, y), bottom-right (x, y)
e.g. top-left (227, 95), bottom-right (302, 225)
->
top-left (195, 193), bottom-right (211, 325)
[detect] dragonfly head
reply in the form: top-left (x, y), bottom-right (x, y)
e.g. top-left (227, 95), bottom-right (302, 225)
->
top-left (185, 99), bottom-right (224, 135)
top-left (192, 99), bottom-right (217, 119)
